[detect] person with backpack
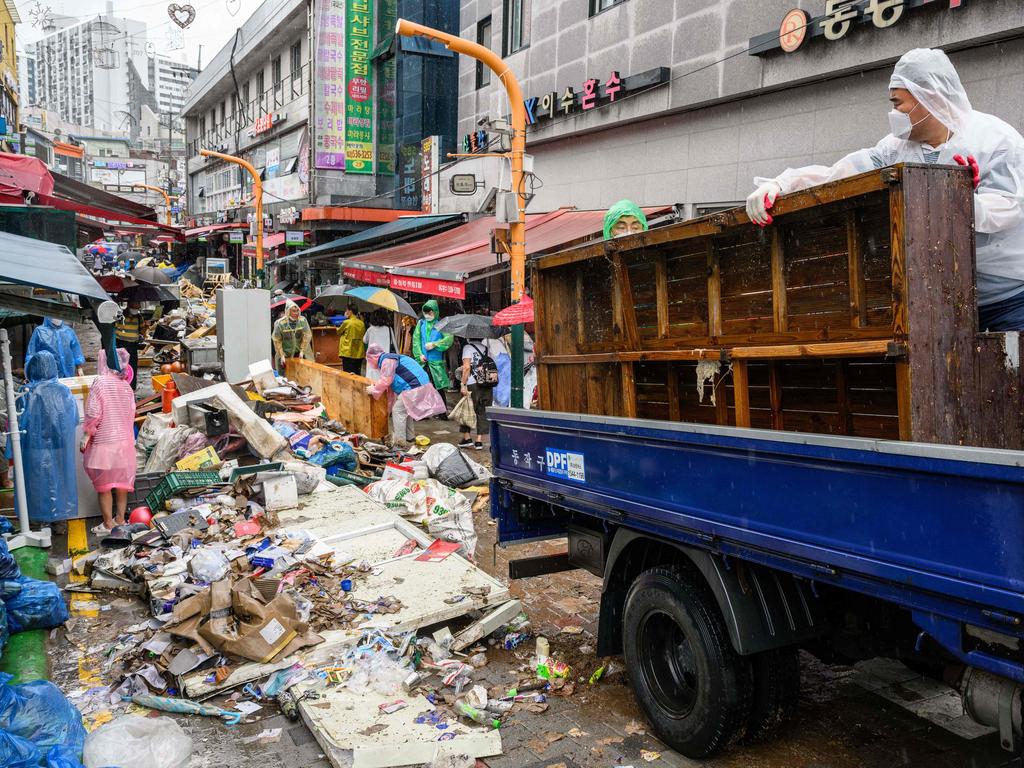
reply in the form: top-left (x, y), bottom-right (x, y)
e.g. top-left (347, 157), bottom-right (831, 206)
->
top-left (458, 335), bottom-right (507, 449)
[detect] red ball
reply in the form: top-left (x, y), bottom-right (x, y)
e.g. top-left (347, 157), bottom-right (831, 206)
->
top-left (128, 506), bottom-right (153, 526)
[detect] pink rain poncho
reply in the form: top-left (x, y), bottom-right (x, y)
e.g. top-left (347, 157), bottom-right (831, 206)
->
top-left (82, 348), bottom-right (137, 493)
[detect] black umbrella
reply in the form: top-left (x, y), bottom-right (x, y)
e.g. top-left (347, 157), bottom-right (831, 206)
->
top-left (315, 284), bottom-right (374, 314)
top-left (117, 283), bottom-right (177, 303)
top-left (131, 266), bottom-right (172, 285)
top-left (435, 313), bottom-right (503, 339)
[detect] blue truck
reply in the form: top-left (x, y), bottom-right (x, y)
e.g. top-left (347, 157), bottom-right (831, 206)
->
top-left (489, 166), bottom-right (1024, 758)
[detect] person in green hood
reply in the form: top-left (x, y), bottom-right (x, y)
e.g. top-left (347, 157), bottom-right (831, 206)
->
top-left (603, 200), bottom-right (649, 240)
top-left (412, 299), bottom-right (455, 390)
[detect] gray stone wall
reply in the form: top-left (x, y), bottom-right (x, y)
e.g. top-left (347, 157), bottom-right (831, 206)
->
top-left (457, 0), bottom-right (1024, 211)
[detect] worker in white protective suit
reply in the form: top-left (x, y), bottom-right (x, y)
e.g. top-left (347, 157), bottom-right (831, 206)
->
top-left (747, 48), bottom-right (1024, 331)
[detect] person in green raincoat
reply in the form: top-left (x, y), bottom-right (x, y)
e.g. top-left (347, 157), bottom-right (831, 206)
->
top-left (412, 299), bottom-right (454, 390)
top-left (271, 300), bottom-right (314, 369)
top-left (603, 200), bottom-right (649, 239)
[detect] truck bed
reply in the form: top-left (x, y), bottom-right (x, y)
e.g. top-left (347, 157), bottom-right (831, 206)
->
top-left (490, 407), bottom-right (1024, 681)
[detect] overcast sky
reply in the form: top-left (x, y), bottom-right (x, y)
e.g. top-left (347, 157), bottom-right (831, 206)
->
top-left (15, 0), bottom-right (260, 67)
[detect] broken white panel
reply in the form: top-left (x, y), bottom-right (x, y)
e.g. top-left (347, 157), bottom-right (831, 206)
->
top-left (297, 687), bottom-right (501, 768)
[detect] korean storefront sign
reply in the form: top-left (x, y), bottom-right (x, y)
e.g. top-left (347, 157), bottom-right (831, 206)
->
top-left (751, 0), bottom-right (966, 56)
top-left (521, 66), bottom-right (669, 128)
top-left (420, 136), bottom-right (440, 214)
top-left (345, 0), bottom-right (374, 173)
top-left (389, 274), bottom-right (466, 300)
top-left (314, 0), bottom-right (346, 170)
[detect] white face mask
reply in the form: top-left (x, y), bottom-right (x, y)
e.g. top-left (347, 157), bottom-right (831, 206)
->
top-left (50, 319), bottom-right (63, 327)
top-left (888, 104), bottom-right (927, 140)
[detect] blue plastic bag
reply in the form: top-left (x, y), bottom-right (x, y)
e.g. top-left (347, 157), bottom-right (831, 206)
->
top-left (0, 536), bottom-right (21, 580)
top-left (0, 729), bottom-right (40, 768)
top-left (0, 673), bottom-right (87, 756)
top-left (308, 441), bottom-right (357, 472)
top-left (45, 744), bottom-right (86, 768)
top-left (3, 577), bottom-right (69, 634)
top-left (0, 598), bottom-right (9, 655)
top-left (0, 517), bottom-right (13, 534)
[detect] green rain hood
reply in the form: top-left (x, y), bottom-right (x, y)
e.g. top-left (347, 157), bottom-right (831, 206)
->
top-left (603, 200), bottom-right (649, 240)
top-left (422, 299), bottom-right (440, 317)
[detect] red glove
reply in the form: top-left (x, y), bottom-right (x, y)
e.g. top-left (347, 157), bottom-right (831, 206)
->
top-left (761, 193), bottom-right (775, 227)
top-left (953, 154), bottom-right (980, 189)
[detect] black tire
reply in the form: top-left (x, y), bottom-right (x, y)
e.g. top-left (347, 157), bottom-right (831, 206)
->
top-left (622, 566), bottom-right (752, 759)
top-left (743, 647), bottom-right (801, 743)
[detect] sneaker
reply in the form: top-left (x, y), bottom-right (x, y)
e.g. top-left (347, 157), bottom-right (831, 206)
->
top-left (91, 523), bottom-right (111, 536)
top-left (457, 439), bottom-right (474, 448)
top-left (474, 442), bottom-right (484, 450)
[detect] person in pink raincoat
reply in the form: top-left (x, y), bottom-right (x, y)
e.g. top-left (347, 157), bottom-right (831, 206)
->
top-left (81, 347), bottom-right (137, 534)
top-left (364, 343), bottom-right (446, 448)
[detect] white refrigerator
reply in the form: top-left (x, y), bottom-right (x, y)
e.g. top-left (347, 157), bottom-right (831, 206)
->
top-left (216, 289), bottom-right (271, 383)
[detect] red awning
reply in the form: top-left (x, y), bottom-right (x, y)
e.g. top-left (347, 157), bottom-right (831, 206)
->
top-left (344, 207), bottom-right (672, 299)
top-left (0, 155), bottom-right (54, 199)
top-left (184, 222), bottom-right (248, 239)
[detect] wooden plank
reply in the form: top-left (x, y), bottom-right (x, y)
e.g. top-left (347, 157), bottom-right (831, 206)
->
top-left (574, 271), bottom-right (586, 347)
top-left (707, 242), bottom-right (722, 338)
top-left (895, 360), bottom-right (912, 441)
top-left (666, 363), bottom-right (681, 421)
top-left (732, 360), bottom-right (751, 428)
top-left (655, 254), bottom-right (670, 338)
top-left (846, 210), bottom-right (867, 328)
top-left (771, 228), bottom-right (787, 333)
top-left (621, 362), bottom-right (638, 417)
top-left (613, 254), bottom-right (641, 350)
top-left (541, 349), bottom-right (723, 365)
top-left (730, 340), bottom-right (892, 360)
top-left (586, 363), bottom-right (605, 416)
top-left (889, 183), bottom-right (908, 342)
top-left (285, 358), bottom-right (388, 439)
top-left (768, 361), bottom-right (783, 430)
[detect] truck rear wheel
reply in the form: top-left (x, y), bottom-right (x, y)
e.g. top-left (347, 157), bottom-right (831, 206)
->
top-left (743, 647), bottom-right (800, 743)
top-left (623, 566), bottom-right (752, 758)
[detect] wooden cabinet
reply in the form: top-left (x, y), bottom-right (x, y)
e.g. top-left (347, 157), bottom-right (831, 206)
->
top-left (533, 164), bottom-right (1023, 449)
top-left (311, 326), bottom-right (341, 366)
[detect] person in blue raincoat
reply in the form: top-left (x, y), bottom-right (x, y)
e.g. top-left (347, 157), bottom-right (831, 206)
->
top-left (412, 299), bottom-right (454, 390)
top-left (19, 351), bottom-right (79, 523)
top-left (25, 318), bottom-right (85, 378)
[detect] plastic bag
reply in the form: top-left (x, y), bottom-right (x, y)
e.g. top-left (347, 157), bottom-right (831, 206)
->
top-left (283, 461), bottom-right (327, 495)
top-left (0, 516), bottom-right (13, 534)
top-left (0, 672), bottom-right (86, 755)
top-left (422, 443), bottom-right (490, 485)
top-left (190, 548), bottom-right (229, 583)
top-left (45, 744), bottom-right (86, 768)
top-left (0, 535), bottom-right (21, 580)
top-left (143, 426), bottom-right (199, 474)
top-left (346, 652), bottom-right (411, 697)
top-left (307, 440), bottom-right (357, 472)
top-left (83, 715), bottom-right (192, 768)
top-left (3, 576), bottom-right (70, 633)
top-left (0, 597), bottom-right (9, 654)
top-left (448, 395), bottom-right (476, 430)
top-left (0, 729), bottom-right (39, 768)
top-left (135, 413), bottom-right (172, 471)
top-left (364, 479), bottom-right (427, 521)
top-left (435, 450), bottom-right (477, 488)
top-left (420, 479), bottom-right (477, 557)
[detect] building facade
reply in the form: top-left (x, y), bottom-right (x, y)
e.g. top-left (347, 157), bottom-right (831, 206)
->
top-left (0, 0), bottom-right (19, 140)
top-left (16, 41), bottom-right (33, 111)
top-left (182, 0), bottom-right (459, 240)
top-left (34, 9), bottom-right (148, 132)
top-left (151, 55), bottom-right (197, 116)
top-left (458, 0), bottom-right (1024, 215)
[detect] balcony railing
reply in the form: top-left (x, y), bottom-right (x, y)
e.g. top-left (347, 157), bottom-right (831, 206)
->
top-left (187, 61), bottom-right (310, 157)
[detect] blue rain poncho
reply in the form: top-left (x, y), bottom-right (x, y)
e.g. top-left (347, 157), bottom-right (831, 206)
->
top-left (25, 319), bottom-right (85, 379)
top-left (18, 351), bottom-right (79, 523)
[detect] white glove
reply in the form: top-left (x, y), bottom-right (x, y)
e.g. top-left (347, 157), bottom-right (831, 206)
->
top-left (745, 180), bottom-right (782, 226)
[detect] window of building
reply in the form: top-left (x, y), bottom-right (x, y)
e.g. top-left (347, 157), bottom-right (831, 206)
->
top-left (590, 0), bottom-right (626, 14)
top-left (290, 41), bottom-right (302, 82)
top-left (256, 70), bottom-right (264, 96)
top-left (271, 56), bottom-right (282, 87)
top-left (476, 17), bottom-right (491, 89)
top-left (503, 0), bottom-right (529, 55)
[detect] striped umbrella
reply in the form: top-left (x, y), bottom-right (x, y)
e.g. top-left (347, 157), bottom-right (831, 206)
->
top-left (342, 285), bottom-right (416, 317)
top-left (492, 295), bottom-right (534, 326)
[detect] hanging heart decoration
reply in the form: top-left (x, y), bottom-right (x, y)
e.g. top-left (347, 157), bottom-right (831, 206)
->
top-left (167, 3), bottom-right (196, 28)
top-left (225, 0), bottom-right (241, 16)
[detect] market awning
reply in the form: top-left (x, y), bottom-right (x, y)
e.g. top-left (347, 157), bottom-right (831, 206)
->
top-left (342, 207), bottom-right (673, 299)
top-left (286, 213), bottom-right (464, 265)
top-left (184, 222), bottom-right (248, 240)
top-left (0, 230), bottom-right (110, 304)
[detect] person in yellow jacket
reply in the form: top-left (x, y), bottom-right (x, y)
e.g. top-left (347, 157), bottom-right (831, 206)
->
top-left (337, 303), bottom-right (367, 374)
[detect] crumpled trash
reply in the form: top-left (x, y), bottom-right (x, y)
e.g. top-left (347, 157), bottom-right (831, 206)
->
top-left (346, 652), bottom-right (411, 697)
top-left (2, 576), bottom-right (70, 633)
top-left (0, 729), bottom-right (40, 768)
top-left (306, 440), bottom-right (357, 472)
top-left (423, 443), bottom-right (490, 485)
top-left (282, 461), bottom-right (326, 495)
top-left (190, 547), bottom-right (230, 583)
top-left (83, 715), bottom-right (192, 768)
top-left (0, 673), bottom-right (87, 758)
top-left (45, 744), bottom-right (86, 768)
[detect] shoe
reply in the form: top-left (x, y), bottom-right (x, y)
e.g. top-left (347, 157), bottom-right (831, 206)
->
top-left (474, 442), bottom-right (484, 450)
top-left (457, 439), bottom-right (473, 448)
top-left (91, 523), bottom-right (111, 536)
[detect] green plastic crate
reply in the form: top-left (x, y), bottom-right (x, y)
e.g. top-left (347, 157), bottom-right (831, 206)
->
top-left (146, 471), bottom-right (226, 512)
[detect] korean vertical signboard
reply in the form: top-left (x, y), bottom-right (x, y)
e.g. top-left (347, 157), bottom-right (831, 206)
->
top-left (314, 0), bottom-right (346, 170)
top-left (345, 0), bottom-right (374, 173)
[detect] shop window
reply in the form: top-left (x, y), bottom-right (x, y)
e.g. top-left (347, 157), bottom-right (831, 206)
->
top-left (503, 0), bottom-right (529, 55)
top-left (476, 17), bottom-right (492, 89)
top-left (591, 0), bottom-right (626, 14)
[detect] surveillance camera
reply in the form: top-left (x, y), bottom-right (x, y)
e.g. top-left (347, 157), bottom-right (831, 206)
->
top-left (477, 117), bottom-right (490, 127)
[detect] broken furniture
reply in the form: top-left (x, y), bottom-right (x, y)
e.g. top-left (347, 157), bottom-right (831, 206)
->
top-left (285, 358), bottom-right (389, 440)
top-left (532, 164), bottom-right (1023, 449)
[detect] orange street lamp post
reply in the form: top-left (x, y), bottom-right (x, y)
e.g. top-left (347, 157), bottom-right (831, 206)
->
top-left (199, 149), bottom-right (264, 281)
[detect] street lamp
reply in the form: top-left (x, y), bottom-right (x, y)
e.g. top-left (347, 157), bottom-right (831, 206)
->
top-left (199, 148), bottom-right (264, 282)
top-left (395, 19), bottom-right (528, 407)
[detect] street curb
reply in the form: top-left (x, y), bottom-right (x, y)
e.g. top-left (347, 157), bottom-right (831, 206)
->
top-left (0, 546), bottom-right (50, 683)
